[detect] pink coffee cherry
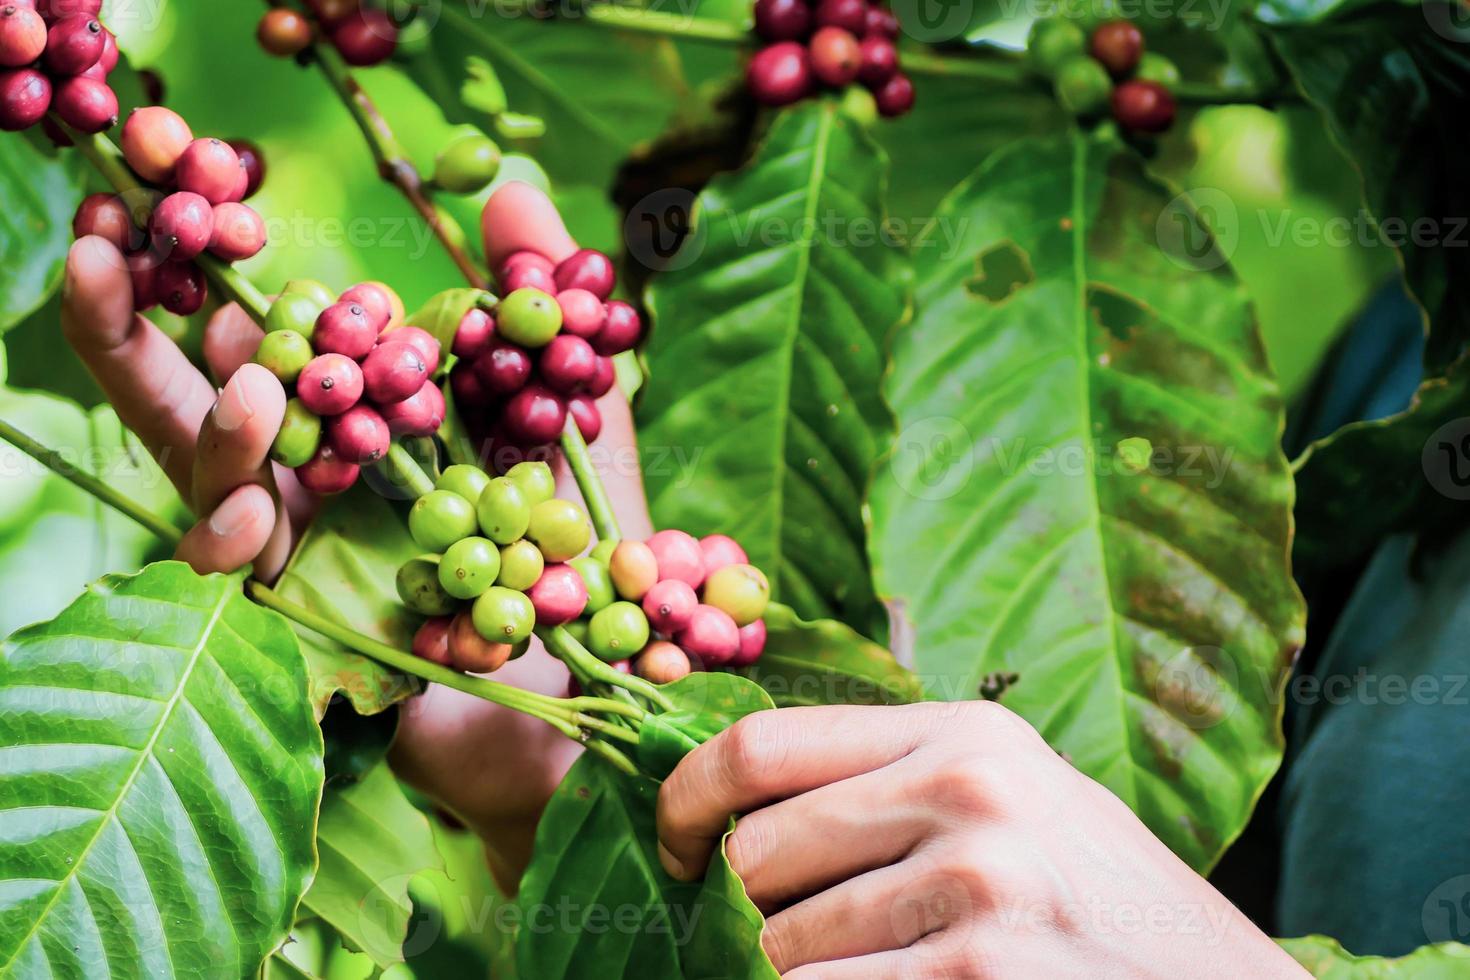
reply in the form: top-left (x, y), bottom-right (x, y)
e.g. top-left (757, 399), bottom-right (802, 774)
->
top-left (382, 326), bottom-right (440, 374)
top-left (51, 74), bottom-right (115, 132)
top-left (176, 138), bottom-right (243, 205)
top-left (298, 353), bottom-right (364, 416)
top-left (43, 13), bottom-right (103, 74)
top-left (555, 288), bottom-right (606, 338)
top-left (0, 5), bottom-right (48, 68)
top-left (361, 341), bottom-right (428, 405)
top-left (730, 619), bottom-right (767, 667)
top-left (642, 578), bottom-right (698, 634)
top-left (675, 604), bottom-right (741, 666)
top-left (207, 202), bottom-right (266, 262)
top-left (295, 443), bottom-right (360, 495)
top-left (150, 192), bottom-right (213, 261)
top-left (0, 67), bottom-right (49, 131)
top-left (72, 193), bottom-right (139, 254)
top-left (312, 301), bottom-right (377, 359)
top-left (340, 282), bottom-right (395, 332)
top-left (699, 534), bottom-right (749, 577)
top-left (504, 384), bottom-right (566, 445)
top-left (500, 260), bottom-right (556, 295)
top-left (452, 308), bottom-right (495, 359)
top-left (379, 379), bottom-right (445, 438)
top-left (585, 356), bottom-right (616, 398)
top-left (528, 563), bottom-right (589, 626)
top-left (647, 529), bottom-right (706, 589)
top-left (326, 403), bottom-right (390, 464)
top-left (553, 248), bottom-right (615, 299)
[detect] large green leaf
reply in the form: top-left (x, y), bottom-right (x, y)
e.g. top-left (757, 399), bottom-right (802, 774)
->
top-left (742, 603), bottom-right (924, 706)
top-left (1263, 4), bottom-right (1470, 369)
top-left (639, 101), bottom-right (905, 637)
top-left (273, 488), bottom-right (419, 718)
top-left (301, 762), bottom-right (443, 969)
top-left (1279, 936), bottom-right (1470, 977)
top-left (868, 131), bottom-right (1305, 871)
top-left (0, 135), bottom-right (83, 334)
top-left (0, 561), bottom-right (324, 977)
top-left (409, 4), bottom-right (684, 189)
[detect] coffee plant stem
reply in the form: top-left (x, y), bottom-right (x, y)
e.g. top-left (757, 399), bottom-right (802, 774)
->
top-left (382, 441), bottom-right (438, 498)
top-left (560, 416), bottom-right (621, 544)
top-left (541, 624), bottom-right (676, 711)
top-left (0, 417), bottom-right (186, 545)
top-left (574, 712), bottom-right (641, 745)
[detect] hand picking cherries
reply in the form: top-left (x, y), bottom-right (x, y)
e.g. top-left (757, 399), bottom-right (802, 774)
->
top-left (449, 248), bottom-right (640, 462)
top-left (258, 278), bottom-right (446, 494)
top-left (746, 0), bottom-right (912, 116)
top-left (0, 0), bottom-right (119, 133)
top-left (399, 462), bottom-right (771, 680)
top-left (1028, 17), bottom-right (1178, 134)
top-left (257, 0), bottom-right (397, 67)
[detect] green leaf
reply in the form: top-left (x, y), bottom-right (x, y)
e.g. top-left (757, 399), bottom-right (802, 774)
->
top-left (0, 134), bottom-right (83, 334)
top-left (741, 603), bottom-right (925, 707)
top-left (301, 762), bottom-right (443, 969)
top-left (639, 101), bottom-right (905, 637)
top-left (273, 488), bottom-right (420, 718)
top-left (406, 5), bottom-right (684, 188)
top-left (0, 560), bottom-right (324, 977)
top-left (1279, 936), bottom-right (1470, 977)
top-left (1263, 5), bottom-right (1470, 369)
top-left (637, 672), bottom-right (774, 779)
top-left (868, 131), bottom-right (1305, 872)
top-left (409, 287), bottom-right (489, 351)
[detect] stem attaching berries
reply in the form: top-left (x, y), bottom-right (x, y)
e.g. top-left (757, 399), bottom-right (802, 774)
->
top-left (747, 0), bottom-right (913, 116)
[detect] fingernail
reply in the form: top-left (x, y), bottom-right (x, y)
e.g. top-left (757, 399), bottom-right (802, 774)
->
top-left (215, 379), bottom-right (254, 431)
top-left (208, 492), bottom-right (258, 537)
top-left (657, 842), bottom-right (685, 880)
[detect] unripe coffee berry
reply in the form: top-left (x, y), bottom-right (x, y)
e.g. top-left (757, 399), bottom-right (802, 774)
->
top-left (555, 289), bottom-right (605, 339)
top-left (298, 353), bottom-right (364, 416)
top-left (271, 398), bottom-right (322, 468)
top-left (412, 616), bottom-right (454, 667)
top-left (527, 564), bottom-right (588, 626)
top-left (475, 341), bottom-right (533, 395)
top-left (207, 202), bottom-right (266, 262)
top-left (266, 292), bottom-right (326, 338)
top-left (472, 585), bottom-right (537, 645)
top-left (702, 563), bottom-right (770, 626)
top-left (439, 536), bottom-right (502, 600)
top-left (44, 14), bottom-right (102, 74)
top-left (383, 325), bottom-right (440, 374)
top-left (642, 578), bottom-right (697, 634)
top-left (177, 138), bottom-right (243, 205)
top-left (730, 618), bottom-right (768, 667)
top-left (151, 192), bottom-right (212, 261)
top-left (496, 288), bottom-right (562, 348)
top-left (156, 260), bottom-right (207, 316)
top-left (1111, 78), bottom-right (1175, 133)
top-left (634, 641), bottom-right (692, 684)
top-left (449, 610), bottom-right (513, 673)
top-left (396, 554), bottom-right (457, 616)
top-left (504, 385), bottom-right (567, 446)
top-left (330, 8), bottom-right (397, 66)
top-left (453, 308), bottom-right (495, 358)
top-left (568, 395), bottom-right (601, 443)
top-left (699, 534), bottom-right (748, 577)
top-left (588, 602), bottom-right (650, 662)
top-left (228, 140), bottom-right (266, 199)
top-left (1026, 18), bottom-right (1085, 78)
top-left (553, 249), bottom-right (616, 299)
top-left (433, 132), bottom-right (501, 194)
top-left (813, 0), bottom-right (866, 33)
top-left (257, 8), bottom-right (312, 57)
top-left (296, 443), bottom-right (360, 495)
top-left (591, 300), bottom-right (642, 356)
top-left (570, 556), bottom-right (616, 614)
top-left (674, 604), bottom-right (741, 665)
top-left (1089, 20), bottom-right (1143, 78)
top-left (857, 36), bottom-right (898, 88)
top-left (539, 334), bottom-right (597, 394)
top-left (1134, 51), bottom-right (1180, 87)
top-left (254, 329), bottom-right (313, 384)
top-left (810, 27), bottom-right (860, 87)
top-left (752, 0), bottom-right (810, 41)
top-left (52, 75), bottom-right (115, 132)
top-left (410, 489), bottom-right (479, 552)
top-left (0, 67), bottom-right (48, 131)
top-left (326, 402), bottom-right (390, 464)
top-left (1054, 55), bottom-right (1111, 116)
top-left (527, 497), bottom-right (591, 563)
top-left (506, 460), bottom-right (556, 506)
top-left (380, 380), bottom-right (444, 437)
top-left (362, 341), bottom-right (429, 404)
top-left (313, 302), bottom-right (377, 359)
top-left (873, 73), bottom-right (914, 117)
top-left (609, 539), bottom-right (658, 601)
top-left (72, 193), bottom-right (138, 254)
top-left (746, 42), bottom-right (811, 107)
top-left (496, 538), bottom-right (545, 591)
top-left (476, 476), bottom-right (531, 544)
top-left (437, 464), bottom-right (491, 505)
top-left (647, 529), bottom-right (706, 588)
top-left (121, 106), bottom-right (193, 184)
top-left (0, 5), bottom-right (47, 68)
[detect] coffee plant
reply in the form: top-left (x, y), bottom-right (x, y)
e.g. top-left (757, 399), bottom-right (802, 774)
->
top-left (0, 0), bottom-right (1461, 975)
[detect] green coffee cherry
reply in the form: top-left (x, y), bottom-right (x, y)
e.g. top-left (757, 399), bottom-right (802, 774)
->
top-left (587, 602), bottom-right (650, 662)
top-left (397, 554), bottom-right (457, 616)
top-left (563, 618), bottom-right (590, 647)
top-left (1134, 52), bottom-right (1180, 86)
top-left (1027, 18), bottom-right (1085, 78)
top-left (437, 463), bottom-right (491, 506)
top-left (472, 586), bottom-right (537, 644)
top-left (1055, 56), bottom-right (1113, 117)
top-left (570, 556), bottom-right (615, 614)
top-left (505, 460), bottom-right (556, 507)
top-left (476, 477), bottom-right (531, 544)
top-left (497, 539), bottom-right (545, 591)
top-left (254, 330), bottom-right (313, 385)
top-left (496, 288), bottom-right (563, 348)
top-left (265, 292), bottom-right (327, 338)
top-left (433, 133), bottom-right (502, 195)
top-left (439, 536), bottom-right (502, 600)
top-left (527, 498), bottom-right (591, 563)
top-left (409, 489), bottom-right (479, 552)
top-left (283, 278), bottom-right (337, 309)
top-left (590, 540), bottom-right (617, 564)
top-left (270, 398), bottom-right (322, 468)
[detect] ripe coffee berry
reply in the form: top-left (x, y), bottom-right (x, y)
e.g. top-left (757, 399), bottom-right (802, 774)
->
top-left (72, 193), bottom-right (138, 254)
top-left (555, 288), bottom-right (604, 339)
top-left (151, 192), bottom-right (212, 260)
top-left (339, 281), bottom-right (397, 331)
top-left (587, 602), bottom-right (650, 662)
top-left (753, 0), bottom-right (810, 41)
top-left (313, 301), bottom-right (377, 359)
top-left (497, 287), bottom-right (562, 347)
top-left (857, 35), bottom-right (897, 87)
top-left (648, 529), bottom-right (705, 589)
top-left (814, 0), bottom-right (866, 32)
top-left (383, 325), bottom-right (440, 374)
top-left (730, 619), bottom-right (768, 666)
top-left (228, 140), bottom-right (266, 199)
top-left (504, 384), bottom-right (567, 445)
top-left (527, 564), bottom-right (588, 626)
top-left (52, 74), bottom-right (116, 132)
top-left (298, 352), bottom-right (364, 416)
top-left (527, 497), bottom-right (591, 563)
top-left (126, 251), bottom-right (159, 311)
top-left (699, 534), bottom-right (748, 577)
top-left (308, 0), bottom-right (356, 25)
top-left (539, 334), bottom-right (597, 394)
top-left (330, 8), bottom-right (397, 67)
top-left (675, 605), bottom-right (742, 665)
top-left (412, 616), bottom-right (454, 667)
top-left (326, 403), bottom-right (390, 464)
top-left (177, 138), bottom-right (243, 205)
top-left (452, 308), bottom-right (495, 358)
top-left (747, 42), bottom-right (811, 107)
top-left (643, 578), bottom-right (697, 634)
top-left (0, 5), bottom-right (47, 68)
top-left (208, 202), bottom-right (267, 262)
top-left (378, 380), bottom-right (444, 437)
top-left (0, 67), bottom-right (46, 130)
top-left (567, 394), bottom-right (601, 442)
top-left (297, 443), bottom-right (360, 495)
top-left (122, 107), bottom-right (193, 183)
top-left (865, 5), bottom-right (898, 36)
top-left (38, 0), bottom-right (102, 18)
top-left (449, 610), bottom-right (513, 673)
top-left (1112, 79), bottom-right (1175, 133)
top-left (592, 300), bottom-right (642, 356)
top-left (500, 259), bottom-right (555, 294)
top-left (362, 341), bottom-right (428, 404)
top-left (634, 641), bottom-right (692, 685)
top-left (810, 27), bottom-right (860, 87)
top-left (156, 260), bottom-right (206, 316)
top-left (475, 341), bottom-right (533, 394)
top-left (585, 356), bottom-right (616, 398)
top-left (553, 248), bottom-right (616, 299)
top-left (1090, 20), bottom-right (1143, 77)
top-left (257, 8), bottom-right (312, 57)
top-left (873, 72), bottom-right (914, 117)
top-left (44, 14), bottom-right (103, 74)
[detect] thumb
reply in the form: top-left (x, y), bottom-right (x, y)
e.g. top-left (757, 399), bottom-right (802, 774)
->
top-left (481, 181), bottom-right (579, 268)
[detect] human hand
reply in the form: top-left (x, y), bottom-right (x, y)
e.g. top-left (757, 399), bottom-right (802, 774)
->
top-left (657, 701), bottom-right (1307, 978)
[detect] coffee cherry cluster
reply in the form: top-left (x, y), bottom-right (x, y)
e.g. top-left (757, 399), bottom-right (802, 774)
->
top-left (745, 0), bottom-right (912, 117)
top-left (399, 462), bottom-right (771, 681)
top-left (449, 248), bottom-right (641, 464)
top-left (258, 278), bottom-right (446, 494)
top-left (0, 0), bottom-right (119, 133)
top-left (256, 0), bottom-right (397, 67)
top-left (1028, 18), bottom-right (1178, 134)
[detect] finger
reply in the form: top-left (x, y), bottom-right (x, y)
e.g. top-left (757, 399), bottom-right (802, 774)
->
top-left (61, 236), bottom-right (217, 497)
top-left (174, 484), bottom-right (276, 574)
top-left (481, 181), bottom-right (579, 266)
top-left (726, 768), bottom-right (925, 913)
top-left (191, 363), bottom-right (286, 515)
top-left (658, 705), bottom-right (941, 881)
top-left (780, 950), bottom-right (912, 980)
top-left (202, 302), bottom-right (265, 385)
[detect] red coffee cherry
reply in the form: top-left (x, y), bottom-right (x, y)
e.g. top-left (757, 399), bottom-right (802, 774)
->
top-left (810, 26), bottom-right (861, 87)
top-left (37, 0), bottom-right (100, 20)
top-left (553, 248), bottom-right (616, 299)
top-left (127, 250), bottom-right (160, 311)
top-left (155, 260), bottom-right (207, 316)
top-left (121, 106), bottom-right (193, 184)
top-left (813, 0), bottom-right (866, 33)
top-left (729, 618), bottom-right (768, 666)
top-left (296, 443), bottom-right (360, 495)
top-left (452, 307), bottom-right (495, 358)
top-left (857, 35), bottom-right (898, 87)
top-left (176, 138), bottom-right (244, 205)
top-left (874, 72), bottom-right (914, 117)
top-left (674, 604), bottom-right (741, 665)
top-left (43, 14), bottom-right (102, 74)
top-left (150, 191), bottom-right (213, 261)
top-left (499, 258), bottom-right (555, 294)
top-left (591, 300), bottom-right (641, 356)
top-left (306, 0), bottom-right (355, 25)
top-left (382, 325), bottom-right (440, 374)
top-left (643, 578), bottom-right (697, 633)
top-left (379, 380), bottom-right (445, 437)
top-left (0, 5), bottom-right (48, 68)
top-left (257, 8), bottom-right (312, 57)
top-left (412, 616), bottom-right (454, 666)
top-left (1111, 79), bottom-right (1175, 133)
top-left (330, 8), bottom-right (397, 67)
top-left (503, 384), bottom-right (567, 445)
top-left (52, 74), bottom-right (115, 132)
top-left (585, 355), bottom-right (616, 398)
top-left (207, 202), bottom-right (267, 262)
top-left (227, 140), bottom-right (266, 200)
top-left (95, 23), bottom-right (116, 71)
top-left (539, 333), bottom-right (597, 394)
top-left (1090, 20), bottom-right (1143, 77)
top-left (298, 353), bottom-right (365, 416)
top-left (312, 301), bottom-right (377, 359)
top-left (450, 360), bottom-right (491, 410)
top-left (474, 340), bottom-right (532, 395)
top-left (73, 192), bottom-right (140, 253)
top-left (746, 41), bottom-right (812, 107)
top-left (865, 5), bottom-right (899, 36)
top-left (699, 534), bottom-right (749, 577)
top-left (752, 0), bottom-right (810, 42)
top-left (0, 66), bottom-right (47, 131)
top-left (326, 403), bottom-right (390, 464)
top-left (340, 281), bottom-right (396, 332)
top-left (361, 341), bottom-right (429, 404)
top-left (568, 394), bottom-right (601, 443)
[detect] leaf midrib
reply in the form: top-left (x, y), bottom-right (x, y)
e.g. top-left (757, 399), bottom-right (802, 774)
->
top-left (0, 584), bottom-right (233, 977)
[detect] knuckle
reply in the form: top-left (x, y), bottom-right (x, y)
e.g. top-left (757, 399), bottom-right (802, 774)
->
top-left (724, 815), bottom-right (772, 880)
top-left (721, 711), bottom-right (784, 781)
